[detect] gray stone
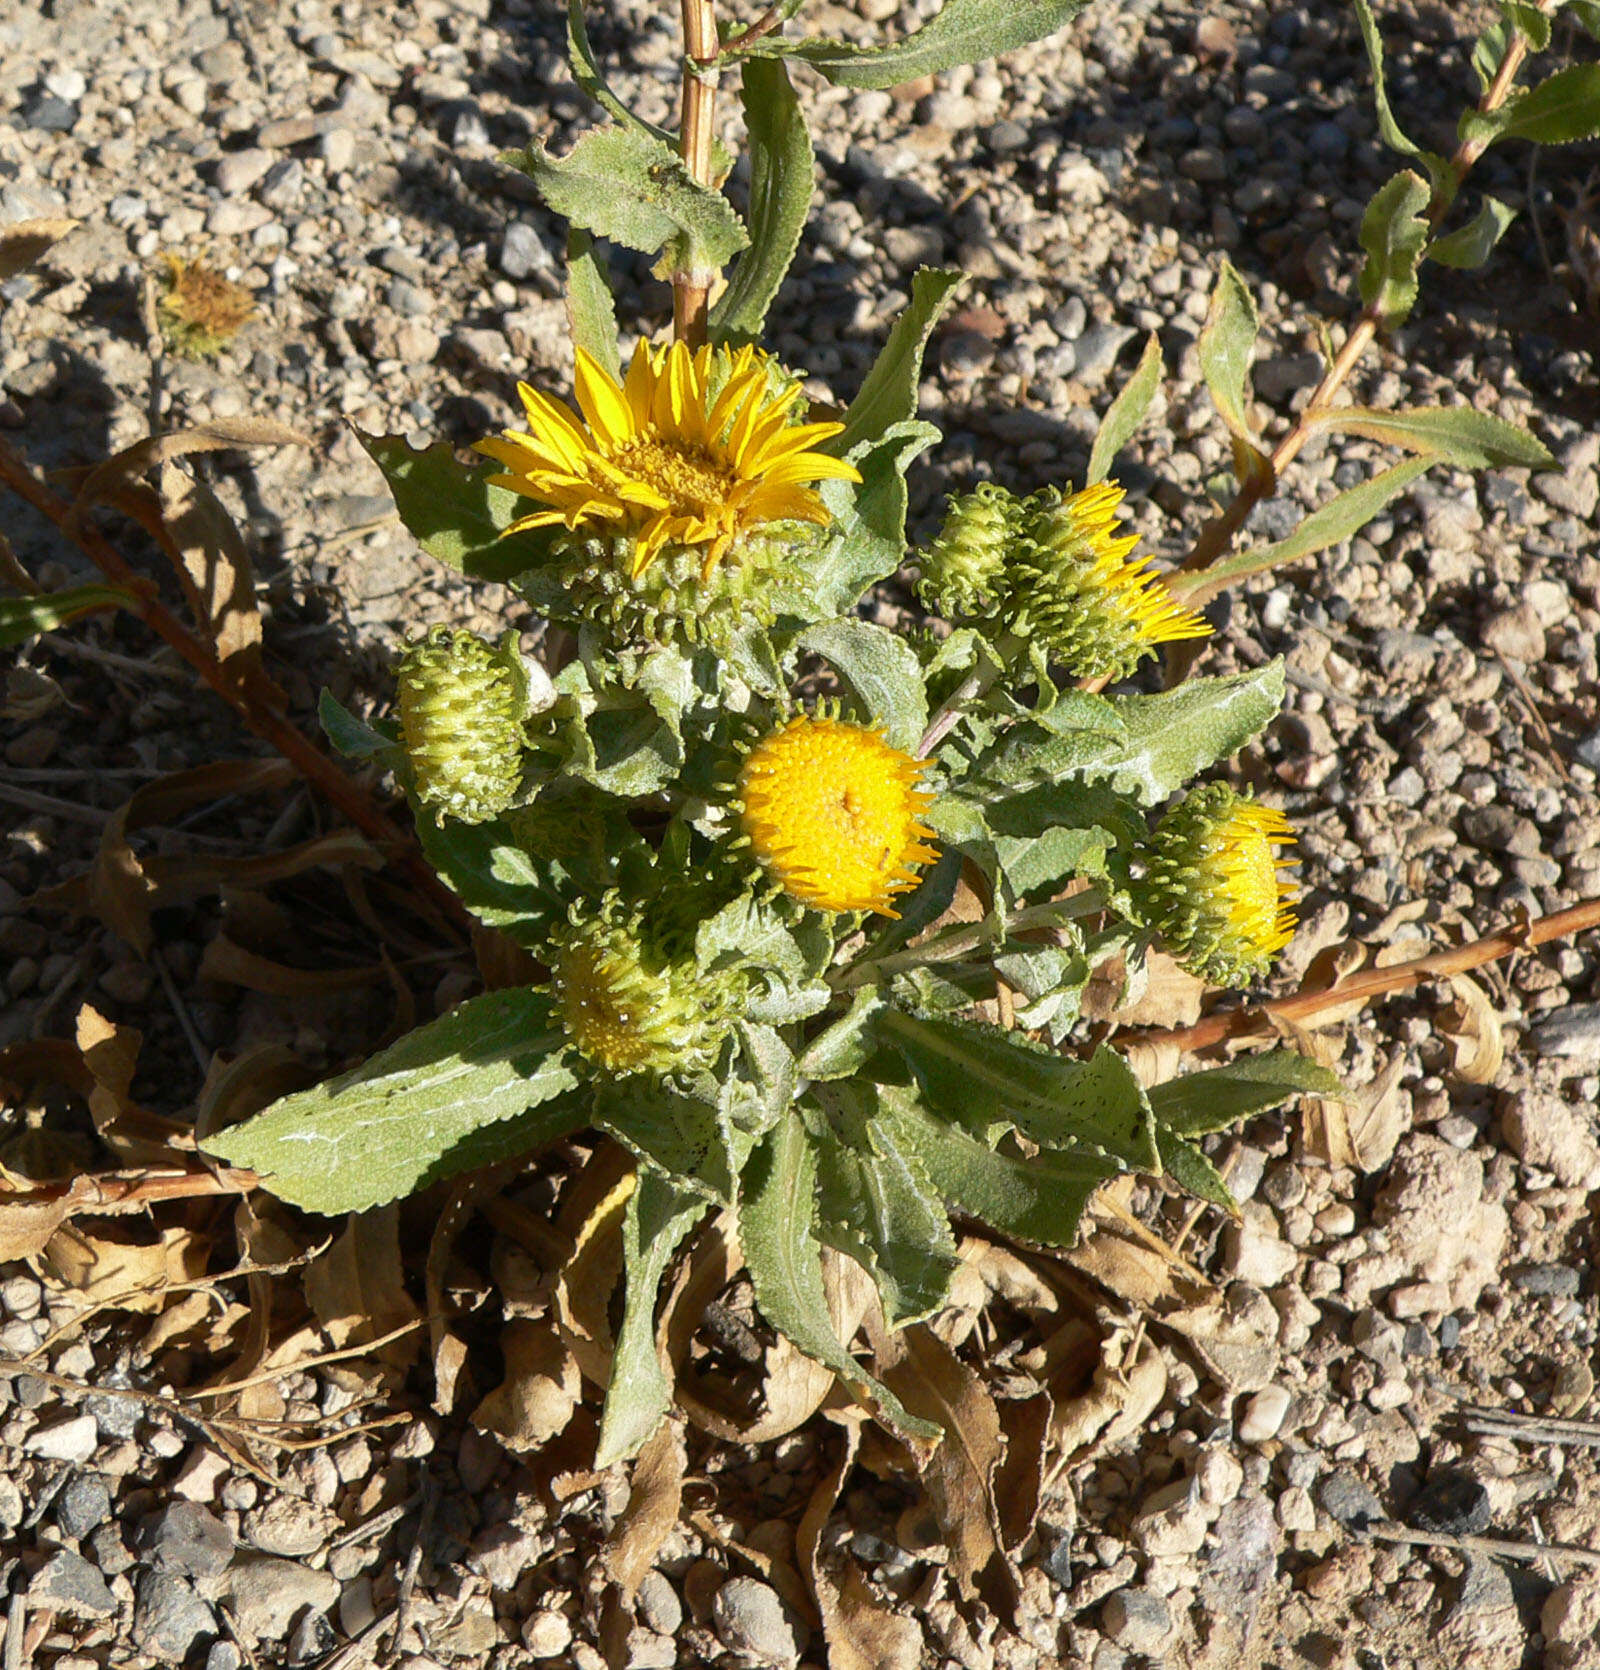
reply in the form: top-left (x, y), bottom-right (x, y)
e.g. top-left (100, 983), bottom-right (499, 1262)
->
top-left (1480, 601), bottom-right (1546, 664)
top-left (1255, 352), bottom-right (1323, 401)
top-left (636, 1569), bottom-right (682, 1637)
top-left (1102, 1588), bottom-right (1171, 1653)
top-left (225, 1558), bottom-right (340, 1641)
top-left (1072, 323), bottom-right (1137, 388)
top-left (214, 149), bottom-right (273, 194)
top-left (1509, 1262), bottom-right (1582, 1299)
top-left (1532, 468), bottom-right (1599, 520)
top-left (712, 1578), bottom-right (808, 1666)
top-left (1316, 1471), bottom-right (1384, 1530)
top-left (143, 1501), bottom-right (236, 1579)
top-left (29, 1549), bottom-right (117, 1617)
top-left (498, 222), bottom-right (553, 286)
top-left (1531, 1007), bottom-right (1600, 1071)
top-left (134, 1571), bottom-right (218, 1660)
top-left (1408, 1467), bottom-right (1491, 1535)
top-left (1453, 1554), bottom-right (1515, 1616)
top-left (1130, 1478), bottom-right (1209, 1556)
top-left (205, 1645), bottom-right (244, 1670)
top-left (26, 95), bottom-right (79, 132)
top-left (25, 1413), bottom-right (98, 1462)
top-left (56, 1472), bottom-right (113, 1539)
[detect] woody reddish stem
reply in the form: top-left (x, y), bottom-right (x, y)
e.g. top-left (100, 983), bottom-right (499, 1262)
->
top-left (1130, 894), bottom-right (1600, 1055)
top-left (1173, 17), bottom-right (1539, 603)
top-left (0, 439), bottom-right (469, 929)
top-left (674, 0), bottom-right (720, 346)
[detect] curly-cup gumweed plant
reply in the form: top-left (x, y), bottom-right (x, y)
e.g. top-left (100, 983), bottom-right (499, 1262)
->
top-left (205, 0), bottom-right (1590, 1462)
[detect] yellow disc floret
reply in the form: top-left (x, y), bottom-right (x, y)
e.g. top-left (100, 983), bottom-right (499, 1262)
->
top-left (1138, 784), bottom-right (1299, 985)
top-left (475, 340), bottom-right (860, 582)
top-left (737, 716), bottom-right (940, 917)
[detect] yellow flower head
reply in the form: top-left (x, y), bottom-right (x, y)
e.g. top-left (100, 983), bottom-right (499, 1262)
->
top-left (552, 899), bottom-right (734, 1077)
top-left (476, 341), bottom-right (861, 583)
top-left (1140, 785), bottom-right (1298, 985)
top-left (736, 716), bottom-right (940, 917)
top-left (1015, 482), bottom-right (1210, 680)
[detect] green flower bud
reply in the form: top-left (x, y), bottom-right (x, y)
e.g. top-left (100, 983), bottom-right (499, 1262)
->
top-left (397, 627), bottom-right (528, 824)
top-left (552, 895), bottom-right (739, 1077)
top-left (1137, 783), bottom-right (1298, 985)
top-left (917, 482), bottom-right (1025, 618)
top-left (1009, 482), bottom-right (1209, 680)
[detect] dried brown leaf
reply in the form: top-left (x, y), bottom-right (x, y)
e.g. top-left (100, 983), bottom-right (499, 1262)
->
top-left (0, 1195), bottom-right (72, 1262)
top-left (552, 1145), bottom-right (636, 1387)
top-left (874, 1322), bottom-right (1017, 1611)
top-left (1441, 974), bottom-right (1504, 1085)
top-left (1085, 950), bottom-right (1206, 1028)
top-left (603, 1418), bottom-right (686, 1599)
top-left (0, 218), bottom-right (79, 283)
top-left (76, 1004), bottom-right (191, 1166)
top-left (1050, 1332), bottom-right (1167, 1459)
top-left (472, 1317), bottom-right (582, 1451)
top-left (198, 932), bottom-right (389, 996)
top-left (303, 1206), bottom-right (422, 1369)
top-left (44, 1221), bottom-right (207, 1313)
top-left (797, 1420), bottom-right (923, 1670)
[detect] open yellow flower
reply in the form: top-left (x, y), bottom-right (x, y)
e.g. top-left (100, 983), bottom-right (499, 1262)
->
top-left (1139, 785), bottom-right (1298, 984)
top-left (476, 341), bottom-right (860, 581)
top-left (737, 716), bottom-right (940, 917)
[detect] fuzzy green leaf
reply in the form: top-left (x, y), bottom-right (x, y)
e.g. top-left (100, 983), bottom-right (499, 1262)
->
top-left (1358, 169), bottom-right (1432, 328)
top-left (1426, 195), bottom-right (1517, 269)
top-left (976, 663), bottom-right (1286, 806)
top-left (1471, 18), bottom-right (1513, 93)
top-left (811, 1085), bottom-right (959, 1327)
top-left (878, 1010), bottom-right (1158, 1169)
top-left (1087, 331), bottom-right (1163, 487)
top-left (594, 1078), bottom-right (746, 1205)
top-left (741, 1112), bottom-right (940, 1444)
top-left (1496, 65), bottom-right (1600, 144)
top-left (1350, 0), bottom-right (1452, 196)
top-left (1156, 1129), bottom-right (1237, 1212)
top-left (318, 689), bottom-right (399, 764)
top-left (710, 60), bottom-right (814, 344)
top-left (1149, 1050), bottom-right (1344, 1139)
top-left (799, 616), bottom-right (929, 751)
top-left (567, 229), bottom-right (622, 383)
top-left (206, 990), bottom-right (584, 1213)
top-left (1184, 457), bottom-right (1434, 601)
top-left (595, 1169), bottom-right (708, 1467)
top-left (0, 584), bottom-right (137, 646)
top-left (360, 435), bottom-right (553, 582)
top-left (741, 0), bottom-right (1091, 88)
top-left (879, 1085), bottom-right (1118, 1248)
top-left (983, 778), bottom-right (1141, 902)
top-left (832, 268), bottom-right (963, 456)
top-left (1566, 0), bottom-right (1600, 43)
top-left (1309, 406), bottom-right (1555, 470)
top-left (566, 0), bottom-right (675, 146)
top-left (1501, 0), bottom-right (1552, 48)
top-left (1198, 259), bottom-right (1259, 441)
top-left (798, 990), bottom-right (887, 1081)
top-left (792, 419), bottom-right (941, 619)
top-left (503, 126), bottom-right (748, 277)
top-left (413, 810), bottom-right (573, 948)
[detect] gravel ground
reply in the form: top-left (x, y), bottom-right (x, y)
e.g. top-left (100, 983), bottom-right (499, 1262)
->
top-left (3, 0), bottom-right (1600, 1666)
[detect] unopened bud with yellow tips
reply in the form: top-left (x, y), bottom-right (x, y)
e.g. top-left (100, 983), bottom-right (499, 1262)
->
top-left (918, 481), bottom-right (1025, 618)
top-left (396, 627), bottom-right (533, 824)
top-left (1011, 482), bottom-right (1210, 681)
top-left (552, 895), bottom-right (739, 1077)
top-left (1137, 784), bottom-right (1299, 985)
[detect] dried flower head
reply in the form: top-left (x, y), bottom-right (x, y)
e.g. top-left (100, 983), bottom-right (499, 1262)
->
top-left (478, 341), bottom-right (860, 582)
top-left (1140, 784), bottom-right (1298, 984)
top-left (155, 254), bottom-right (254, 359)
top-left (552, 898), bottom-right (735, 1076)
top-left (396, 627), bottom-right (527, 824)
top-left (737, 715), bottom-right (939, 917)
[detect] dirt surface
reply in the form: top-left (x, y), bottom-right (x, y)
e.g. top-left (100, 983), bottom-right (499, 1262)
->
top-left (3, 0), bottom-right (1600, 1666)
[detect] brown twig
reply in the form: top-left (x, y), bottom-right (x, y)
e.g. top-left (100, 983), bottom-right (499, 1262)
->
top-left (1173, 14), bottom-right (1541, 599)
top-left (1363, 1522), bottom-right (1600, 1573)
top-left (1131, 893), bottom-right (1600, 1055)
top-left (0, 438), bottom-right (468, 927)
top-left (674, 0), bottom-right (721, 345)
top-left (0, 1164), bottom-right (260, 1214)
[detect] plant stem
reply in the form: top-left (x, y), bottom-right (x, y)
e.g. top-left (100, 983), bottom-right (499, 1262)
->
top-left (1172, 15), bottom-right (1540, 606)
top-left (674, 0), bottom-right (721, 346)
top-left (0, 439), bottom-right (470, 929)
top-left (916, 632), bottom-right (1020, 757)
top-left (1130, 891), bottom-right (1600, 1055)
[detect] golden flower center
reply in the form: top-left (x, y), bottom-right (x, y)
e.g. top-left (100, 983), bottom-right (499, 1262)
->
top-left (739, 717), bottom-right (940, 917)
top-left (610, 435), bottom-right (737, 517)
top-left (554, 942), bottom-right (666, 1074)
